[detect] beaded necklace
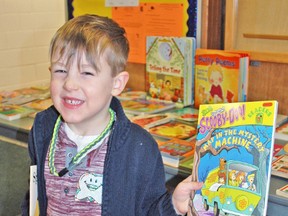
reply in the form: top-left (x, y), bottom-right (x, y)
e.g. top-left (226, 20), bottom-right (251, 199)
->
top-left (48, 108), bottom-right (115, 177)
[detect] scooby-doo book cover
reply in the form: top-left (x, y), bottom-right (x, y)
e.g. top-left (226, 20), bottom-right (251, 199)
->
top-left (188, 101), bottom-right (278, 216)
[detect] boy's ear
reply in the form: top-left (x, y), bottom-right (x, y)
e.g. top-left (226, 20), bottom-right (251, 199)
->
top-left (111, 71), bottom-right (129, 96)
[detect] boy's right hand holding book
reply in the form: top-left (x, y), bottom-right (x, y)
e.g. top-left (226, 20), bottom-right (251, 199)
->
top-left (172, 175), bottom-right (203, 215)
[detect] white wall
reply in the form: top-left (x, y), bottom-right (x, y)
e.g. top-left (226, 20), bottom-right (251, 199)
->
top-left (0, 0), bottom-right (66, 90)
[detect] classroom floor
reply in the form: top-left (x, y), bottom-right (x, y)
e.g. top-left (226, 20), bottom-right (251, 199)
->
top-left (0, 136), bottom-right (29, 216)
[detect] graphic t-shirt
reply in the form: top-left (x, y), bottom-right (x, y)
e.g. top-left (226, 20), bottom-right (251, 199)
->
top-left (44, 123), bottom-right (109, 216)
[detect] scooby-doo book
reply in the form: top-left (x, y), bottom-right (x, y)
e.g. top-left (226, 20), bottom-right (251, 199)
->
top-left (188, 101), bottom-right (278, 216)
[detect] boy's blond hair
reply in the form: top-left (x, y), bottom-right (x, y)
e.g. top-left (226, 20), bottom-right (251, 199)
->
top-left (49, 14), bottom-right (129, 76)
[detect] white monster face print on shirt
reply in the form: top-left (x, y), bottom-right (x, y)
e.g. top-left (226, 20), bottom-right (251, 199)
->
top-left (75, 172), bottom-right (103, 204)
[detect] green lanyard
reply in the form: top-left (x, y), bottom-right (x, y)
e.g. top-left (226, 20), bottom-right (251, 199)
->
top-left (48, 108), bottom-right (115, 177)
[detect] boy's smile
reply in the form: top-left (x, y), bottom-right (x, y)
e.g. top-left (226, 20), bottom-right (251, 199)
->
top-left (62, 97), bottom-right (84, 108)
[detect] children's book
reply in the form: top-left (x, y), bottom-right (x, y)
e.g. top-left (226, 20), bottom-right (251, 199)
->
top-left (120, 98), bottom-right (175, 115)
top-left (187, 100), bottom-right (278, 216)
top-left (0, 104), bottom-right (36, 121)
top-left (148, 119), bottom-right (197, 140)
top-left (131, 107), bottom-right (199, 130)
top-left (194, 49), bottom-right (249, 108)
top-left (131, 113), bottom-right (171, 128)
top-left (145, 36), bottom-right (195, 106)
top-left (276, 184), bottom-right (288, 198)
top-left (167, 106), bottom-right (199, 123)
top-left (271, 154), bottom-right (288, 179)
top-left (158, 138), bottom-right (195, 168)
top-left (0, 87), bottom-right (50, 105)
top-left (117, 90), bottom-right (147, 101)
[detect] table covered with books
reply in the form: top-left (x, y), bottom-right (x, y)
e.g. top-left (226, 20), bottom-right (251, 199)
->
top-left (0, 86), bottom-right (288, 215)
top-left (0, 84), bottom-right (52, 142)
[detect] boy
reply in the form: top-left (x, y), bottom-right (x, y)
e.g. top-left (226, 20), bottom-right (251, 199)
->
top-left (21, 14), bottom-right (202, 215)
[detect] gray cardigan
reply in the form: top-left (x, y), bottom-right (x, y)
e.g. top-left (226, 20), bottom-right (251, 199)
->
top-left (21, 97), bottom-right (178, 216)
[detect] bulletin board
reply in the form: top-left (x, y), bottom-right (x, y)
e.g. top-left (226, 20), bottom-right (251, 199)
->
top-left (66, 0), bottom-right (200, 63)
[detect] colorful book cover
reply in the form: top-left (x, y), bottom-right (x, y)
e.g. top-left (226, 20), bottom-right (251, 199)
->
top-left (194, 49), bottom-right (249, 108)
top-left (0, 104), bottom-right (36, 121)
top-left (0, 87), bottom-right (50, 105)
top-left (187, 101), bottom-right (278, 216)
top-left (148, 119), bottom-right (197, 140)
top-left (158, 138), bottom-right (195, 168)
top-left (146, 36), bottom-right (195, 106)
top-left (271, 154), bottom-right (288, 179)
top-left (167, 106), bottom-right (199, 122)
top-left (117, 90), bottom-right (147, 101)
top-left (131, 113), bottom-right (171, 128)
top-left (120, 99), bottom-right (175, 115)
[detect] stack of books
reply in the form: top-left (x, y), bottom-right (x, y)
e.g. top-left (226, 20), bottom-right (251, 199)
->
top-left (0, 85), bottom-right (51, 121)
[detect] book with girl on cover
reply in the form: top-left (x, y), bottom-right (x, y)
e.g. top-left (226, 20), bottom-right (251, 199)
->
top-left (187, 101), bottom-right (278, 216)
top-left (194, 49), bottom-right (249, 108)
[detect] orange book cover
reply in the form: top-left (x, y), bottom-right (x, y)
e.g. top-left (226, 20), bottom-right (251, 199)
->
top-left (131, 113), bottom-right (171, 129)
top-left (194, 49), bottom-right (249, 108)
top-left (148, 119), bottom-right (197, 140)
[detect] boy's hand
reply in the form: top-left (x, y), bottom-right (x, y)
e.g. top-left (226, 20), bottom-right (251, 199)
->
top-left (172, 175), bottom-right (203, 215)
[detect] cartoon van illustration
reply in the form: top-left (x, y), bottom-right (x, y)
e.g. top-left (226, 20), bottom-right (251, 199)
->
top-left (201, 160), bottom-right (261, 216)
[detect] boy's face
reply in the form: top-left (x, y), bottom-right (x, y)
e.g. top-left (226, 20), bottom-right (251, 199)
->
top-left (49, 51), bottom-right (126, 135)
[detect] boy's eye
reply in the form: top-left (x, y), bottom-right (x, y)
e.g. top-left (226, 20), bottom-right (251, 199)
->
top-left (54, 70), bottom-right (66, 73)
top-left (82, 71), bottom-right (95, 76)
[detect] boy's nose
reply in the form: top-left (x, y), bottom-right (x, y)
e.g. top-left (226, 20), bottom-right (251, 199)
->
top-left (64, 75), bottom-right (79, 91)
